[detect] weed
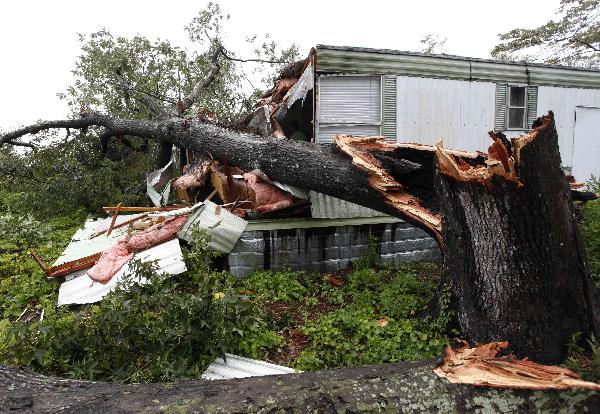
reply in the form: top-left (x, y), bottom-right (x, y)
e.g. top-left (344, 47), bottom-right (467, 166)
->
top-left (564, 332), bottom-right (600, 382)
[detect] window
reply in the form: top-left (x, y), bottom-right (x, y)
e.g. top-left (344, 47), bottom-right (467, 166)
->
top-left (507, 86), bottom-right (527, 129)
top-left (494, 83), bottom-right (538, 132)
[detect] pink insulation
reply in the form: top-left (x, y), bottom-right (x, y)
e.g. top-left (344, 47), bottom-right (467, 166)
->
top-left (243, 173), bottom-right (294, 213)
top-left (88, 241), bottom-right (133, 284)
top-left (125, 215), bottom-right (188, 252)
top-left (87, 215), bottom-right (188, 284)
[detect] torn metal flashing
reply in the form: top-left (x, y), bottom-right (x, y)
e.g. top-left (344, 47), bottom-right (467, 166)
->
top-left (147, 153), bottom-right (175, 207)
top-left (177, 201), bottom-right (247, 253)
top-left (309, 191), bottom-right (387, 219)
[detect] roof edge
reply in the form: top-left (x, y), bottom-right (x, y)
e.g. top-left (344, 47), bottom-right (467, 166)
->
top-left (315, 44), bottom-right (600, 74)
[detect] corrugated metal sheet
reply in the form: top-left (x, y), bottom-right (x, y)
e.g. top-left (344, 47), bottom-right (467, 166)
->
top-left (395, 76), bottom-right (496, 151)
top-left (382, 76), bottom-right (397, 140)
top-left (316, 45), bottom-right (600, 89)
top-left (53, 215), bottom-right (143, 267)
top-left (201, 354), bottom-right (298, 380)
top-left (494, 83), bottom-right (507, 131)
top-left (177, 201), bottom-right (247, 253)
top-left (309, 191), bottom-right (388, 219)
top-left (537, 86), bottom-right (600, 167)
top-left (526, 86), bottom-right (539, 129)
top-left (58, 239), bottom-right (187, 305)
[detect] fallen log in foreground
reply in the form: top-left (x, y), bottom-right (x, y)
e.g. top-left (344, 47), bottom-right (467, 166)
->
top-left (1, 361), bottom-right (599, 413)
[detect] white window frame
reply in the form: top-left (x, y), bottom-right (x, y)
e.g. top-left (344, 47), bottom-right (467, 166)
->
top-left (315, 75), bottom-right (383, 143)
top-left (506, 85), bottom-right (528, 130)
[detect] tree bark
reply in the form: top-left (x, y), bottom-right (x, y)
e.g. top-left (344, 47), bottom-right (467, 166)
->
top-left (1, 361), bottom-right (599, 413)
top-left (1, 112), bottom-right (599, 363)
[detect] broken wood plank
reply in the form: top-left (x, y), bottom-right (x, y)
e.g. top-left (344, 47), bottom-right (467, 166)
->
top-left (106, 202), bottom-right (123, 236)
top-left (101, 205), bottom-right (188, 213)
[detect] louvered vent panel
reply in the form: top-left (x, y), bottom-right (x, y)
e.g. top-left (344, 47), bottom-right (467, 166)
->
top-left (527, 86), bottom-right (538, 129)
top-left (382, 76), bottom-right (397, 141)
top-left (494, 83), bottom-right (507, 131)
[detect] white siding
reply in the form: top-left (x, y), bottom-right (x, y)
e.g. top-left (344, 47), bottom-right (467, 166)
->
top-left (395, 76), bottom-right (496, 152)
top-left (537, 86), bottom-right (600, 168)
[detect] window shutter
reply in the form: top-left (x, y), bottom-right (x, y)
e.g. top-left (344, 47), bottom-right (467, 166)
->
top-left (526, 86), bottom-right (538, 129)
top-left (382, 76), bottom-right (397, 141)
top-left (319, 76), bottom-right (381, 123)
top-left (495, 83), bottom-right (507, 131)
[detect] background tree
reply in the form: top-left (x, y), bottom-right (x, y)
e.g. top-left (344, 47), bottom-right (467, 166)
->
top-left (0, 2), bottom-right (298, 217)
top-left (491, 0), bottom-right (600, 67)
top-left (420, 33), bottom-right (448, 54)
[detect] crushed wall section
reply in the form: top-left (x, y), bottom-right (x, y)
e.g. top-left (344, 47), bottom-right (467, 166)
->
top-left (227, 221), bottom-right (439, 277)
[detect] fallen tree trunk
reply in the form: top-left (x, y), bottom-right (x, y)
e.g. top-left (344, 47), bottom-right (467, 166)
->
top-left (2, 112), bottom-right (599, 363)
top-left (1, 361), bottom-right (599, 413)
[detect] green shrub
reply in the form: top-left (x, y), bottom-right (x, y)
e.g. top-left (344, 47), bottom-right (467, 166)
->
top-left (0, 213), bottom-right (82, 319)
top-left (564, 332), bottom-right (600, 383)
top-left (292, 267), bottom-right (452, 370)
top-left (239, 270), bottom-right (308, 303)
top-left (581, 199), bottom-right (600, 277)
top-left (0, 229), bottom-right (281, 382)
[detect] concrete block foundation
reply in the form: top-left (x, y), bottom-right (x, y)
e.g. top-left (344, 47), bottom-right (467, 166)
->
top-left (226, 217), bottom-right (440, 277)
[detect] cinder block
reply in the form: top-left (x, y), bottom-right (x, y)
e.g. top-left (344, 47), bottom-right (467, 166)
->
top-left (229, 266), bottom-right (256, 278)
top-left (325, 260), bottom-right (342, 273)
top-left (350, 245), bottom-right (369, 259)
top-left (325, 247), bottom-right (340, 260)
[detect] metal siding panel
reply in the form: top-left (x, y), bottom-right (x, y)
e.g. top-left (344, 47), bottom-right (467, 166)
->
top-left (396, 76), bottom-right (495, 151)
top-left (383, 76), bottom-right (397, 140)
top-left (317, 124), bottom-right (382, 144)
top-left (537, 86), bottom-right (600, 167)
top-left (177, 201), bottom-right (247, 253)
top-left (53, 216), bottom-right (144, 267)
top-left (572, 106), bottom-right (600, 183)
top-left (309, 191), bottom-right (388, 219)
top-left (495, 83), bottom-right (507, 131)
top-left (527, 86), bottom-right (538, 129)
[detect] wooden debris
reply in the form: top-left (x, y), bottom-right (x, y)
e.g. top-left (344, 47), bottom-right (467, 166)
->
top-left (173, 158), bottom-right (213, 203)
top-left (106, 202), bottom-right (123, 236)
top-left (101, 205), bottom-right (188, 213)
top-left (91, 214), bottom-right (149, 238)
top-left (433, 341), bottom-right (600, 391)
top-left (30, 250), bottom-right (101, 278)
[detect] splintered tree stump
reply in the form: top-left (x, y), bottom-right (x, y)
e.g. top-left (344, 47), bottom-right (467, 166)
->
top-left (435, 114), bottom-right (600, 363)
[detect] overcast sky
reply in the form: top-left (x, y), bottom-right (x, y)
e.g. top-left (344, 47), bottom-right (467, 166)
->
top-left (0, 0), bottom-right (561, 131)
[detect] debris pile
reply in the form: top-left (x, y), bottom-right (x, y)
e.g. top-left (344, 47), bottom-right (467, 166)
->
top-left (29, 53), bottom-right (332, 306)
